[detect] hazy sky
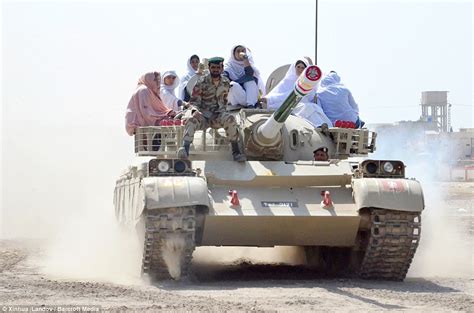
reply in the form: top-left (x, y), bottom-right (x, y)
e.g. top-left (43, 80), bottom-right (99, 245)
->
top-left (1, 0), bottom-right (472, 236)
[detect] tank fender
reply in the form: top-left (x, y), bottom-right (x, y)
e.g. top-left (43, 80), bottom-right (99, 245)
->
top-left (141, 176), bottom-right (211, 211)
top-left (353, 178), bottom-right (424, 212)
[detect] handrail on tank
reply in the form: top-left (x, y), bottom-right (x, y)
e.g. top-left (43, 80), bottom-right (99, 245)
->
top-left (254, 65), bottom-right (322, 146)
top-left (134, 126), bottom-right (230, 156)
top-left (329, 128), bottom-right (377, 157)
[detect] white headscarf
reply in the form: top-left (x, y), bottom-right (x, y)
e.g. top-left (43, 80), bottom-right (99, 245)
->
top-left (178, 55), bottom-right (199, 100)
top-left (160, 70), bottom-right (181, 111)
top-left (224, 45), bottom-right (266, 95)
top-left (266, 57), bottom-right (312, 110)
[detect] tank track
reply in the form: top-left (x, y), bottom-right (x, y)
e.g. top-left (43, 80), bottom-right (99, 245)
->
top-left (358, 208), bottom-right (421, 281)
top-left (141, 206), bottom-right (196, 281)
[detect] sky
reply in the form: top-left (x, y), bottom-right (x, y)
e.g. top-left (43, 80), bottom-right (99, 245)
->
top-left (0, 0), bottom-right (473, 236)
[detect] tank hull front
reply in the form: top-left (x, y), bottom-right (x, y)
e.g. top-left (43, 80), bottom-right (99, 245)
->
top-left (201, 185), bottom-right (360, 247)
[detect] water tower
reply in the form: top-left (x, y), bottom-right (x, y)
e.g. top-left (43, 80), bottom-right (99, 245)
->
top-left (420, 91), bottom-right (451, 132)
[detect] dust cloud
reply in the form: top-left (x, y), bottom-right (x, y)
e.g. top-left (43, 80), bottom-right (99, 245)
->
top-left (193, 246), bottom-right (306, 269)
top-left (162, 234), bottom-right (186, 279)
top-left (36, 207), bottom-right (143, 285)
top-left (1, 123), bottom-right (144, 285)
top-left (372, 126), bottom-right (473, 278)
top-left (409, 183), bottom-right (473, 277)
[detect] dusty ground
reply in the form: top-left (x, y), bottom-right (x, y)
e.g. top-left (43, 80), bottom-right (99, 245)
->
top-left (1, 182), bottom-right (472, 312)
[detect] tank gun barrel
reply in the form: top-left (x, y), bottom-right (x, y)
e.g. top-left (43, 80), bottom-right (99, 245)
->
top-left (256, 65), bottom-right (322, 144)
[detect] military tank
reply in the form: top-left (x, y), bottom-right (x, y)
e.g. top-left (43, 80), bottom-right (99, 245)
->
top-left (114, 65), bottom-right (424, 281)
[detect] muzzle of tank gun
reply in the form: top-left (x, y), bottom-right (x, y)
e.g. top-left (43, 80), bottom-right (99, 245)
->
top-left (253, 65), bottom-right (322, 146)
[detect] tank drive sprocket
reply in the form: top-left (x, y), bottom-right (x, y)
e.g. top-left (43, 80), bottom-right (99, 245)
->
top-left (359, 208), bottom-right (421, 281)
top-left (141, 206), bottom-right (196, 281)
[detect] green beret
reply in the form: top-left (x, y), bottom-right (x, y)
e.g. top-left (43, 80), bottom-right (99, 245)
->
top-left (208, 57), bottom-right (224, 64)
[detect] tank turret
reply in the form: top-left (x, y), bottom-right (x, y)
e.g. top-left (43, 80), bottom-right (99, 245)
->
top-left (241, 65), bottom-right (376, 161)
top-left (243, 65), bottom-right (323, 160)
top-left (256, 66), bottom-right (322, 143)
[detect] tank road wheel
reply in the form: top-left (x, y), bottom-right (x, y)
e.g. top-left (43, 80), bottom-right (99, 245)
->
top-left (141, 206), bottom-right (196, 281)
top-left (358, 208), bottom-right (421, 281)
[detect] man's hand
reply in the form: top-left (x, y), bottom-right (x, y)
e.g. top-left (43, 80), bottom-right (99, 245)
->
top-left (240, 52), bottom-right (251, 66)
top-left (192, 110), bottom-right (204, 122)
top-left (197, 63), bottom-right (205, 75)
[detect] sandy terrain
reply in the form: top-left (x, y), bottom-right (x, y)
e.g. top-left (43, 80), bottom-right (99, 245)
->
top-left (0, 182), bottom-right (472, 312)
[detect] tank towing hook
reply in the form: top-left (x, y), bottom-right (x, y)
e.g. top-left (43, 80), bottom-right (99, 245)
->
top-left (320, 190), bottom-right (333, 208)
top-left (229, 189), bottom-right (240, 206)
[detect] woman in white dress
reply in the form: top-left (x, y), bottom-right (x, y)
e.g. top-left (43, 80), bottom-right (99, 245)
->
top-left (224, 45), bottom-right (265, 107)
top-left (262, 57), bottom-right (332, 128)
top-left (160, 70), bottom-right (183, 111)
top-left (178, 54), bottom-right (200, 102)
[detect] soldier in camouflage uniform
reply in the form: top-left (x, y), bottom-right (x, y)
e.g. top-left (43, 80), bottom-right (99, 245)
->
top-left (178, 57), bottom-right (246, 161)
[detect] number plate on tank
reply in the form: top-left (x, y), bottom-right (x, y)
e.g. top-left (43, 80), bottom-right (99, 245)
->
top-left (261, 201), bottom-right (298, 208)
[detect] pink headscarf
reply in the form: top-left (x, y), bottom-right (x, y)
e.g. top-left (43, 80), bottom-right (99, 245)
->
top-left (125, 72), bottom-right (172, 136)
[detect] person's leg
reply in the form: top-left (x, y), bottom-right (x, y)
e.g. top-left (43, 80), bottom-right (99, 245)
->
top-left (212, 112), bottom-right (245, 161)
top-left (355, 117), bottom-right (365, 128)
top-left (228, 82), bottom-right (246, 105)
top-left (180, 116), bottom-right (203, 157)
top-left (243, 80), bottom-right (259, 107)
top-left (152, 133), bottom-right (161, 151)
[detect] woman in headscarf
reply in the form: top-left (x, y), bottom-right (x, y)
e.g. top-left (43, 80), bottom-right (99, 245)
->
top-left (125, 71), bottom-right (176, 136)
top-left (263, 58), bottom-right (311, 110)
top-left (316, 71), bottom-right (364, 128)
top-left (224, 45), bottom-right (265, 107)
top-left (262, 58), bottom-right (332, 128)
top-left (160, 70), bottom-right (183, 111)
top-left (178, 54), bottom-right (200, 102)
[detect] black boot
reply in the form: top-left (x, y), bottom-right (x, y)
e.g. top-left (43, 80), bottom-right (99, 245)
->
top-left (177, 140), bottom-right (191, 158)
top-left (231, 142), bottom-right (246, 162)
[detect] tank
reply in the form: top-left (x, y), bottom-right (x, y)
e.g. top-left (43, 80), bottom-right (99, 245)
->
top-left (114, 65), bottom-right (424, 281)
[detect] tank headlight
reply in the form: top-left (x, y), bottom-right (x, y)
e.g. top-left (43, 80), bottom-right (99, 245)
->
top-left (174, 160), bottom-right (187, 173)
top-left (157, 160), bottom-right (170, 172)
top-left (383, 162), bottom-right (394, 173)
top-left (366, 162), bottom-right (378, 174)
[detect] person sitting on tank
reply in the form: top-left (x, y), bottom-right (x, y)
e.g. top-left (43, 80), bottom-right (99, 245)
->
top-left (313, 146), bottom-right (329, 161)
top-left (125, 71), bottom-right (177, 151)
top-left (260, 57), bottom-right (332, 128)
top-left (160, 70), bottom-right (186, 111)
top-left (261, 57), bottom-right (311, 110)
top-left (224, 45), bottom-right (265, 108)
top-left (177, 57), bottom-right (246, 161)
top-left (125, 71), bottom-right (176, 136)
top-left (178, 54), bottom-right (207, 102)
top-left (317, 71), bottom-right (365, 128)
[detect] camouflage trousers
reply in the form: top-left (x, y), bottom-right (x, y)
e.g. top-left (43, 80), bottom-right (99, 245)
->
top-left (183, 111), bottom-right (239, 143)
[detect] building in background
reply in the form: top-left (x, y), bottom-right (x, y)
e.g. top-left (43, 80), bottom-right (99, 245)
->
top-left (370, 91), bottom-right (473, 181)
top-left (420, 91), bottom-right (452, 133)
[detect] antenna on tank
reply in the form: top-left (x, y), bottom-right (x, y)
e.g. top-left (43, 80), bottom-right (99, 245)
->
top-left (315, 0), bottom-right (318, 64)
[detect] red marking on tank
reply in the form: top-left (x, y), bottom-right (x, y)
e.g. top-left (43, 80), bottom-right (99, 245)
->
top-left (320, 190), bottom-right (333, 207)
top-left (296, 82), bottom-right (313, 92)
top-left (229, 189), bottom-right (240, 206)
top-left (305, 65), bottom-right (322, 81)
top-left (382, 180), bottom-right (405, 193)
